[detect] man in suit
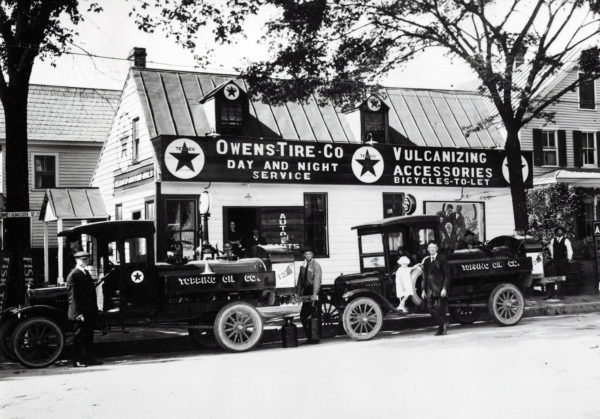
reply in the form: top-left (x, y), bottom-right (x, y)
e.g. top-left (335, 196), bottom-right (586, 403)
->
top-left (67, 251), bottom-right (102, 367)
top-left (296, 247), bottom-right (322, 343)
top-left (243, 228), bottom-right (267, 254)
top-left (456, 230), bottom-right (482, 250)
top-left (421, 241), bottom-right (451, 335)
top-left (546, 226), bottom-right (572, 300)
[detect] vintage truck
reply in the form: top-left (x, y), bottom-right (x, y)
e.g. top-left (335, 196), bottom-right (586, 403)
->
top-left (0, 220), bottom-right (287, 368)
top-left (324, 215), bottom-right (534, 341)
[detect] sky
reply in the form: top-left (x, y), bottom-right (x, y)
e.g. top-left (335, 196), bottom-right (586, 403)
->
top-left (29, 1), bottom-right (476, 91)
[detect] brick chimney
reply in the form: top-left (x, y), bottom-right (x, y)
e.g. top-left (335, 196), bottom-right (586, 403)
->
top-left (128, 47), bottom-right (147, 68)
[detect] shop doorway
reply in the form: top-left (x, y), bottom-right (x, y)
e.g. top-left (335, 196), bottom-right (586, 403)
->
top-left (223, 207), bottom-right (259, 250)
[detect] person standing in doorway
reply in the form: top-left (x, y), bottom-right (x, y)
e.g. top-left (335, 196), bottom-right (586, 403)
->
top-left (422, 242), bottom-right (451, 336)
top-left (296, 247), bottom-right (322, 344)
top-left (227, 220), bottom-right (244, 256)
top-left (546, 226), bottom-right (572, 300)
top-left (67, 251), bottom-right (102, 367)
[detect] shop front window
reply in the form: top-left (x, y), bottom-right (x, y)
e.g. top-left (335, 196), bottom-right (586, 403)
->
top-left (166, 199), bottom-right (197, 260)
top-left (582, 132), bottom-right (596, 166)
top-left (542, 131), bottom-right (558, 166)
top-left (304, 193), bottom-right (328, 257)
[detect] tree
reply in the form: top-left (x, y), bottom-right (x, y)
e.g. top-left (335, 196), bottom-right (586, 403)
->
top-left (134, 0), bottom-right (600, 232)
top-left (0, 1), bottom-right (101, 254)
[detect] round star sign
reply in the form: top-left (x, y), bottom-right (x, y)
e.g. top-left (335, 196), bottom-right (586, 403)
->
top-left (502, 156), bottom-right (530, 185)
top-left (165, 138), bottom-right (205, 179)
top-left (224, 83), bottom-right (240, 101)
top-left (130, 270), bottom-right (144, 284)
top-left (351, 146), bottom-right (384, 183)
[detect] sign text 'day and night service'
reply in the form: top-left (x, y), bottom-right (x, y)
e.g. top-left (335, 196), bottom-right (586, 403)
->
top-left (154, 136), bottom-right (533, 188)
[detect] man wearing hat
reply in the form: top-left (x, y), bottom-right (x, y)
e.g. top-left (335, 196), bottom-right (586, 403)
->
top-left (67, 251), bottom-right (102, 367)
top-left (296, 246), bottom-right (322, 343)
top-left (546, 227), bottom-right (572, 300)
top-left (456, 230), bottom-right (482, 250)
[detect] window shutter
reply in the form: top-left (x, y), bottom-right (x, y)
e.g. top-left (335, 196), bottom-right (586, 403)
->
top-left (533, 129), bottom-right (543, 166)
top-left (558, 130), bottom-right (567, 167)
top-left (596, 132), bottom-right (600, 167)
top-left (573, 131), bottom-right (582, 168)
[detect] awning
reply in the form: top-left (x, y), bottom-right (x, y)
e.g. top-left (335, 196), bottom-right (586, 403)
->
top-left (39, 188), bottom-right (108, 222)
top-left (534, 169), bottom-right (600, 187)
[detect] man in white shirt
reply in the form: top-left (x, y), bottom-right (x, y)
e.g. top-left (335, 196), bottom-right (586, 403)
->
top-left (546, 227), bottom-right (572, 300)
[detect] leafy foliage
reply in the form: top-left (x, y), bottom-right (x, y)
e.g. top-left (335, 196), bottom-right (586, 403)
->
top-left (526, 184), bottom-right (583, 242)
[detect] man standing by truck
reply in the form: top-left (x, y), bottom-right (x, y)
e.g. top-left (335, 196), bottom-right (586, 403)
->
top-left (422, 241), bottom-right (451, 336)
top-left (67, 251), bottom-right (102, 367)
top-left (546, 227), bottom-right (572, 300)
top-left (296, 247), bottom-right (322, 343)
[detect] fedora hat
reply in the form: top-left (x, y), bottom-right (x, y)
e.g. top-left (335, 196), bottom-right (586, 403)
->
top-left (73, 251), bottom-right (90, 259)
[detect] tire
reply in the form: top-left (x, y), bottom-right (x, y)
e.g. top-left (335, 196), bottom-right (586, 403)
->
top-left (0, 319), bottom-right (18, 362)
top-left (12, 317), bottom-right (65, 368)
top-left (342, 297), bottom-right (383, 341)
top-left (488, 283), bottom-right (525, 327)
top-left (449, 306), bottom-right (483, 325)
top-left (320, 302), bottom-right (341, 338)
top-left (188, 325), bottom-right (219, 349)
top-left (214, 302), bottom-right (264, 352)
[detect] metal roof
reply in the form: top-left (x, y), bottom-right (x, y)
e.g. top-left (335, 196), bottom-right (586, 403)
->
top-left (132, 68), bottom-right (504, 148)
top-left (0, 84), bottom-right (120, 143)
top-left (40, 188), bottom-right (108, 221)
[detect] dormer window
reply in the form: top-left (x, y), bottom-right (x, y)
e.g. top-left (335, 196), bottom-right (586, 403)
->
top-left (361, 96), bottom-right (389, 143)
top-left (216, 82), bottom-right (247, 136)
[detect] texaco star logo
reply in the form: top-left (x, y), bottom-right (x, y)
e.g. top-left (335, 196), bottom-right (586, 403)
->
top-left (502, 156), bottom-right (530, 184)
top-left (131, 270), bottom-right (144, 284)
top-left (367, 96), bottom-right (382, 112)
top-left (224, 83), bottom-right (240, 101)
top-left (165, 138), bottom-right (205, 179)
top-left (351, 146), bottom-right (384, 183)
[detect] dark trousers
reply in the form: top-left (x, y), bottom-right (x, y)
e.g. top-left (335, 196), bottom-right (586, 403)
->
top-left (547, 258), bottom-right (568, 297)
top-left (300, 301), bottom-right (321, 339)
top-left (426, 297), bottom-right (448, 329)
top-left (73, 320), bottom-right (95, 362)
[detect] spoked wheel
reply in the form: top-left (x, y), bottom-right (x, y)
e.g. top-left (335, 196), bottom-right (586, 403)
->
top-left (320, 302), bottom-right (340, 338)
top-left (214, 302), bottom-right (264, 352)
top-left (488, 283), bottom-right (525, 326)
top-left (12, 317), bottom-right (65, 368)
top-left (449, 306), bottom-right (483, 325)
top-left (0, 319), bottom-right (18, 362)
top-left (342, 297), bottom-right (383, 341)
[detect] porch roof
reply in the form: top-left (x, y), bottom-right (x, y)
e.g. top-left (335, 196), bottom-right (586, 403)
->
top-left (39, 188), bottom-right (108, 222)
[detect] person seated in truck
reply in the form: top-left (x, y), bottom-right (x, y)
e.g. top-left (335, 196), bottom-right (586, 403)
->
top-left (456, 230), bottom-right (482, 250)
top-left (441, 222), bottom-right (457, 254)
top-left (219, 242), bottom-right (239, 261)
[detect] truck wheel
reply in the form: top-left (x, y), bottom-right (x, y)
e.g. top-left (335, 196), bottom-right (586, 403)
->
top-left (342, 297), bottom-right (383, 341)
top-left (488, 283), bottom-right (525, 327)
top-left (12, 317), bottom-right (65, 368)
top-left (0, 319), bottom-right (18, 362)
top-left (449, 306), bottom-right (483, 324)
top-left (320, 302), bottom-right (340, 338)
top-left (214, 302), bottom-right (264, 352)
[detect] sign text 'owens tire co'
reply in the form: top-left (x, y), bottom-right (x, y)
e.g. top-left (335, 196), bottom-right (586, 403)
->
top-left (154, 136), bottom-right (533, 188)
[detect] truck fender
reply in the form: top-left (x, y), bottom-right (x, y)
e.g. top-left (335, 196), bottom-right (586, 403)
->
top-left (9, 305), bottom-right (67, 324)
top-left (342, 289), bottom-right (396, 312)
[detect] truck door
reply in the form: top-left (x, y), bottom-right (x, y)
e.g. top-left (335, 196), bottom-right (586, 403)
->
top-left (118, 237), bottom-right (156, 315)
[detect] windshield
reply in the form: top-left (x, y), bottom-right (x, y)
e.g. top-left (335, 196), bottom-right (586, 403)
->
top-left (361, 234), bottom-right (384, 254)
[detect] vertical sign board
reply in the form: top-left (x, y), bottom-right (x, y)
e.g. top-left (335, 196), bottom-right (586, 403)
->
top-left (0, 253), bottom-right (11, 311)
top-left (594, 221), bottom-right (600, 294)
top-left (23, 255), bottom-right (34, 289)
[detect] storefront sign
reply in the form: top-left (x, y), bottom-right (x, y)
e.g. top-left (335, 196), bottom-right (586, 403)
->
top-left (594, 222), bottom-right (600, 236)
top-left (0, 254), bottom-right (11, 311)
top-left (155, 136), bottom-right (533, 188)
top-left (452, 257), bottom-right (530, 278)
top-left (114, 164), bottom-right (154, 189)
top-left (1, 211), bottom-right (38, 218)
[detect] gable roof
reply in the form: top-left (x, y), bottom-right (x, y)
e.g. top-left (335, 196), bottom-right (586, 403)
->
top-left (132, 67), bottom-right (504, 148)
top-left (0, 84), bottom-right (121, 143)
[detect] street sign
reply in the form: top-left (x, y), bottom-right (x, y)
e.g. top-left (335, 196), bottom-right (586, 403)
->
top-left (0, 211), bottom-right (38, 218)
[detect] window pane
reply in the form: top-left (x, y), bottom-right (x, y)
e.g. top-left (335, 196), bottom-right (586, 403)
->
top-left (544, 151), bottom-right (557, 166)
top-left (361, 234), bottom-right (384, 254)
top-left (145, 201), bottom-right (155, 220)
top-left (363, 256), bottom-right (385, 269)
top-left (166, 201), bottom-right (181, 229)
top-left (388, 232), bottom-right (405, 252)
top-left (579, 75), bottom-right (595, 109)
top-left (383, 193), bottom-right (404, 218)
top-left (180, 231), bottom-right (195, 259)
top-left (303, 193), bottom-right (328, 256)
top-left (181, 201), bottom-right (195, 230)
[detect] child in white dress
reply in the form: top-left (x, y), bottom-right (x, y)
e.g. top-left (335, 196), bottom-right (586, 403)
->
top-left (395, 256), bottom-right (414, 313)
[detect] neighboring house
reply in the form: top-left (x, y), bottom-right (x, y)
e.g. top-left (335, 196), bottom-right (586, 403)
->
top-left (91, 49), bottom-right (529, 283)
top-left (0, 84), bottom-right (120, 279)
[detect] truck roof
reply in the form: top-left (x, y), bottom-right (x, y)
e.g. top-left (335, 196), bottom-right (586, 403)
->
top-left (352, 215), bottom-right (440, 232)
top-left (58, 220), bottom-right (155, 240)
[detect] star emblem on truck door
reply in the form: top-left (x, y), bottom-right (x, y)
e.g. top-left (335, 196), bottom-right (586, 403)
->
top-left (351, 146), bottom-right (384, 183)
top-left (164, 138), bottom-right (206, 179)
